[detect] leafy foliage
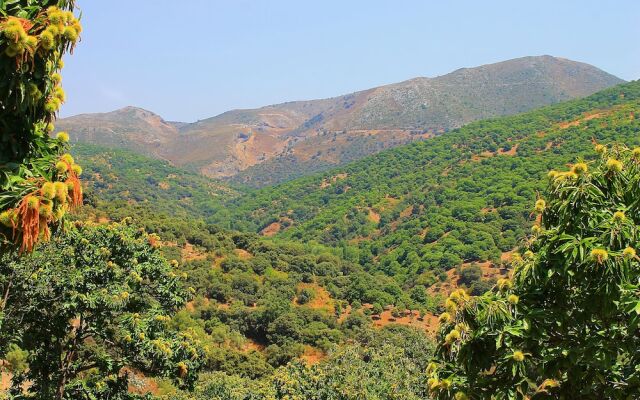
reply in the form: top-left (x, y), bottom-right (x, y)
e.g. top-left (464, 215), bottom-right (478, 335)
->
top-left (429, 144), bottom-right (640, 399)
top-left (161, 325), bottom-right (434, 399)
top-left (72, 143), bottom-right (241, 219)
top-left (0, 0), bottom-right (82, 251)
top-left (2, 13), bottom-right (635, 396)
top-left (78, 201), bottom-right (440, 379)
top-left (0, 222), bottom-right (202, 399)
top-left (0, 5), bottom-right (209, 396)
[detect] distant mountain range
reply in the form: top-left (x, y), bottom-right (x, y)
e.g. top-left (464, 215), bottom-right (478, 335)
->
top-left (57, 56), bottom-right (624, 186)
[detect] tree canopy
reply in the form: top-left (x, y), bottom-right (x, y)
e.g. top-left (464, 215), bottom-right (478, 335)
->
top-left (0, 3), bottom-right (206, 399)
top-left (0, 222), bottom-right (202, 399)
top-left (429, 144), bottom-right (640, 399)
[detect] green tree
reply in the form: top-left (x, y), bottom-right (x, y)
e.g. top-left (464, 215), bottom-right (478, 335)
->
top-left (0, 0), bottom-right (83, 252)
top-left (429, 144), bottom-right (640, 399)
top-left (0, 5), bottom-right (205, 394)
top-left (457, 264), bottom-right (482, 286)
top-left (0, 222), bottom-right (203, 399)
top-left (272, 343), bottom-right (429, 399)
top-left (296, 287), bottom-right (315, 305)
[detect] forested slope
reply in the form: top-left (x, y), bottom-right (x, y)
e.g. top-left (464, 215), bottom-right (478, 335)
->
top-left (70, 188), bottom-right (444, 396)
top-left (73, 143), bottom-right (241, 219)
top-left (211, 81), bottom-right (640, 283)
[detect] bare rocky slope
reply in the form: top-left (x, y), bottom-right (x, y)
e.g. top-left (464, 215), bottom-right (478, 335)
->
top-left (57, 56), bottom-right (623, 186)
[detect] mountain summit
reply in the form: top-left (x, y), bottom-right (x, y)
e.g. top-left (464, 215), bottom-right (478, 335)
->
top-left (58, 56), bottom-right (623, 186)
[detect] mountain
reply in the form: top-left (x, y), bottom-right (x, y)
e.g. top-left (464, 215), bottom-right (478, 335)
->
top-left (57, 56), bottom-right (624, 186)
top-left (59, 107), bottom-right (180, 159)
top-left (207, 80), bottom-right (640, 283)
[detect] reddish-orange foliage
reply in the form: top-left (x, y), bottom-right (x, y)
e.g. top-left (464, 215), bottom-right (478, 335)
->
top-left (16, 191), bottom-right (45, 253)
top-left (13, 162), bottom-right (83, 252)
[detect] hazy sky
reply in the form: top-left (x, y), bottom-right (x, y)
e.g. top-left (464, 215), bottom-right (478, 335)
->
top-left (60, 0), bottom-right (640, 122)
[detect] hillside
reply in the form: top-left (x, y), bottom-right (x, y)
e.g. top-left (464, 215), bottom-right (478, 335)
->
top-left (208, 80), bottom-right (640, 284)
top-left (67, 164), bottom-right (445, 396)
top-left (71, 143), bottom-right (240, 221)
top-left (65, 79), bottom-right (640, 400)
top-left (57, 56), bottom-right (623, 186)
top-left (60, 107), bottom-right (180, 159)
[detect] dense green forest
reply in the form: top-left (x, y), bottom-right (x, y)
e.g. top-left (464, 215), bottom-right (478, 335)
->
top-left (70, 192), bottom-right (447, 395)
top-left (72, 143), bottom-right (241, 219)
top-left (430, 144), bottom-right (640, 398)
top-left (77, 81), bottom-right (640, 289)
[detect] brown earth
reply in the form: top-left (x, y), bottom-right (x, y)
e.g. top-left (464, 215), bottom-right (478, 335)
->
top-left (261, 222), bottom-right (281, 237)
top-left (182, 243), bottom-right (207, 261)
top-left (371, 309), bottom-right (439, 334)
top-left (126, 368), bottom-right (160, 396)
top-left (558, 111), bottom-right (607, 129)
top-left (368, 209), bottom-right (381, 224)
top-left (300, 346), bottom-right (326, 365)
top-left (234, 249), bottom-right (253, 260)
top-left (295, 282), bottom-right (335, 315)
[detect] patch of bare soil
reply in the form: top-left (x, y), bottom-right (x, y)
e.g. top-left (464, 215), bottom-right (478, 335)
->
top-left (498, 143), bottom-right (519, 156)
top-left (368, 208), bottom-right (381, 224)
top-left (242, 339), bottom-right (265, 353)
top-left (125, 368), bottom-right (159, 396)
top-left (295, 283), bottom-right (335, 314)
top-left (371, 309), bottom-right (439, 334)
top-left (234, 249), bottom-right (252, 260)
top-left (319, 173), bottom-right (349, 189)
top-left (182, 243), bottom-right (207, 261)
top-left (300, 346), bottom-right (326, 365)
top-left (558, 111), bottom-right (606, 129)
top-left (261, 222), bottom-right (281, 237)
top-left (400, 205), bottom-right (414, 218)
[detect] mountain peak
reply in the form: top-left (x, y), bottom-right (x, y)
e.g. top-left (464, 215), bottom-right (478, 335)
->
top-left (57, 107), bottom-right (179, 158)
top-left (112, 106), bottom-right (162, 116)
top-left (59, 56), bottom-right (624, 185)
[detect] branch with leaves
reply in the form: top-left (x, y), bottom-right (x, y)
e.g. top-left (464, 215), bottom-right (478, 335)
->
top-left (429, 143), bottom-right (640, 399)
top-left (0, 0), bottom-right (82, 252)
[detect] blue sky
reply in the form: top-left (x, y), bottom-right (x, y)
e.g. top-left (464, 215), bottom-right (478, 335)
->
top-left (61, 0), bottom-right (640, 122)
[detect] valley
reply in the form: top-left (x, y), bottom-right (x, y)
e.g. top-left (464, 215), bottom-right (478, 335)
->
top-left (2, 2), bottom-right (638, 398)
top-left (64, 80), bottom-right (640, 396)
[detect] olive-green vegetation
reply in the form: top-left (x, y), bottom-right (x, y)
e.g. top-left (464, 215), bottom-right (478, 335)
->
top-left (2, 5), bottom-right (637, 398)
top-left (164, 326), bottom-right (434, 399)
top-left (0, 222), bottom-right (202, 399)
top-left (429, 145), bottom-right (640, 399)
top-left (73, 199), bottom-right (442, 385)
top-left (72, 143), bottom-right (241, 219)
top-left (65, 80), bottom-right (640, 399)
top-left (69, 139), bottom-right (445, 393)
top-left (209, 81), bottom-right (640, 287)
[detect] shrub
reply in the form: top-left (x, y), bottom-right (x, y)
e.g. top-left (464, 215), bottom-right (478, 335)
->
top-left (457, 264), bottom-right (482, 286)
